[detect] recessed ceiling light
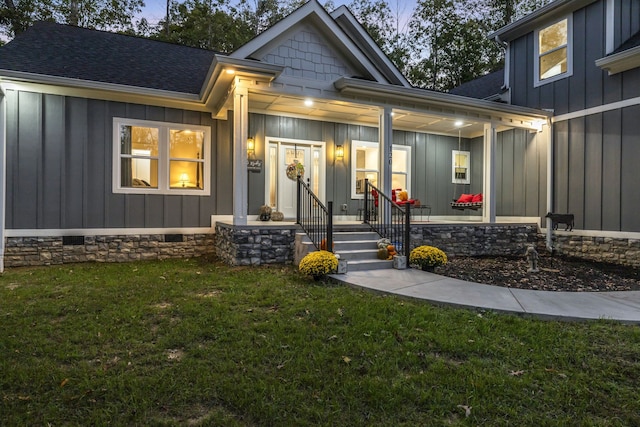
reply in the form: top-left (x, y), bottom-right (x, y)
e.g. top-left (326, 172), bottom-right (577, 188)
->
top-left (304, 99), bottom-right (313, 107)
top-left (454, 120), bottom-right (463, 127)
top-left (225, 69), bottom-right (235, 75)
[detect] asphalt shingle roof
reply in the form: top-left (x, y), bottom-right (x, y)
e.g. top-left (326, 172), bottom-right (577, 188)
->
top-left (448, 69), bottom-right (504, 100)
top-left (0, 21), bottom-right (218, 94)
top-left (612, 29), bottom-right (640, 55)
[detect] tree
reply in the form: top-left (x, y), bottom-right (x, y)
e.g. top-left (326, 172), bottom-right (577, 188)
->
top-left (0, 0), bottom-right (144, 38)
top-left (347, 0), bottom-right (411, 78)
top-left (151, 0), bottom-right (254, 52)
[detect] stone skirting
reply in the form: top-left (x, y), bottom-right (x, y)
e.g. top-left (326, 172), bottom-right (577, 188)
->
top-left (412, 223), bottom-right (539, 257)
top-left (214, 223), bottom-right (298, 266)
top-left (4, 234), bottom-right (215, 267)
top-left (550, 234), bottom-right (640, 268)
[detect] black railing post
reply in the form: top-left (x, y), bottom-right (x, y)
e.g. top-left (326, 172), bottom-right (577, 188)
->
top-left (327, 201), bottom-right (333, 253)
top-left (363, 178), bottom-right (369, 223)
top-left (296, 175), bottom-right (301, 225)
top-left (405, 202), bottom-right (411, 257)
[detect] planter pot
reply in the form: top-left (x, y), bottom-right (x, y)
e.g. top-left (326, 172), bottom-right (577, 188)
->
top-left (421, 264), bottom-right (435, 272)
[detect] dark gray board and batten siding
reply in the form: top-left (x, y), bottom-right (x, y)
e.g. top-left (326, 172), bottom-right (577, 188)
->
top-left (509, 0), bottom-right (640, 115)
top-left (5, 90), bottom-right (218, 230)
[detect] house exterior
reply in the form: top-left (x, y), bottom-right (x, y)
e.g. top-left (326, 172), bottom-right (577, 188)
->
top-left (484, 0), bottom-right (640, 264)
top-left (2, 0), bottom-right (634, 270)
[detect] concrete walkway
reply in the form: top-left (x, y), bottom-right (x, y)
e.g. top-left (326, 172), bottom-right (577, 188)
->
top-left (330, 269), bottom-right (640, 323)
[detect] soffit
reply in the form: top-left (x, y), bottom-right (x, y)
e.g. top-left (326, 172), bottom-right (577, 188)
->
top-left (248, 91), bottom-right (501, 138)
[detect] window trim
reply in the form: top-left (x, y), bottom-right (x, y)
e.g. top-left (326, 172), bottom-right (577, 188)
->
top-left (112, 118), bottom-right (211, 196)
top-left (350, 140), bottom-right (412, 199)
top-left (533, 15), bottom-right (573, 88)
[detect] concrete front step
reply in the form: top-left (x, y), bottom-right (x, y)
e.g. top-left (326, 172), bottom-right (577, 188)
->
top-left (296, 230), bottom-right (396, 272)
top-left (346, 259), bottom-right (394, 271)
top-left (337, 249), bottom-right (380, 261)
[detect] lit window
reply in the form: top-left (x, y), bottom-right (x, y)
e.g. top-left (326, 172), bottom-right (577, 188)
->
top-left (113, 118), bottom-right (210, 195)
top-left (351, 140), bottom-right (411, 199)
top-left (534, 17), bottom-right (572, 87)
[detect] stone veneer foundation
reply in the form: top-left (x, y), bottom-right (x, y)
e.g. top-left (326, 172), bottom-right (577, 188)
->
top-left (4, 234), bottom-right (215, 267)
top-left (550, 234), bottom-right (640, 268)
top-left (5, 224), bottom-right (640, 269)
top-left (214, 222), bottom-right (298, 266)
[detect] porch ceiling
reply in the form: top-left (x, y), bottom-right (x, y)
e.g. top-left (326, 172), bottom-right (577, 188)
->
top-left (249, 92), bottom-right (498, 138)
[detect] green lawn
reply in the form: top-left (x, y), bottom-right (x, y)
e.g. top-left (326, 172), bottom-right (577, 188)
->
top-left (1, 259), bottom-right (639, 426)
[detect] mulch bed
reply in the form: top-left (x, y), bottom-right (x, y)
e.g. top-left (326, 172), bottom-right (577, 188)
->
top-left (435, 255), bottom-right (640, 292)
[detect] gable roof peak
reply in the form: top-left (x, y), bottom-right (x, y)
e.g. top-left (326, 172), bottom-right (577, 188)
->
top-left (230, 0), bottom-right (409, 86)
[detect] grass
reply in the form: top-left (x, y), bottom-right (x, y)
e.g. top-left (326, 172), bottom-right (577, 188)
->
top-left (1, 258), bottom-right (639, 426)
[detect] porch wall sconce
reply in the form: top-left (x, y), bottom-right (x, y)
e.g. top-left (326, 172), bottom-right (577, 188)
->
top-left (247, 137), bottom-right (255, 157)
top-left (335, 144), bottom-right (344, 160)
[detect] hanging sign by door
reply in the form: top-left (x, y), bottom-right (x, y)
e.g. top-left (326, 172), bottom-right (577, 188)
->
top-left (248, 159), bottom-right (263, 173)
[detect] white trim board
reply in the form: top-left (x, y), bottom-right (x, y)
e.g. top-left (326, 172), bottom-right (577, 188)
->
top-left (552, 96), bottom-right (640, 122)
top-left (5, 227), bottom-right (215, 238)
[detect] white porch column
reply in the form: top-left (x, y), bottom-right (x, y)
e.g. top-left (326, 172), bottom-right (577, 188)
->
top-left (232, 81), bottom-right (249, 225)
top-left (544, 120), bottom-right (554, 250)
top-left (482, 122), bottom-right (497, 223)
top-left (0, 91), bottom-right (5, 272)
top-left (379, 107), bottom-right (393, 221)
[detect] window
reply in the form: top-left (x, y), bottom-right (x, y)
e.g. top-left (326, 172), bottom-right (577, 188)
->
top-left (534, 17), bottom-right (572, 87)
top-left (113, 118), bottom-right (210, 195)
top-left (452, 150), bottom-right (470, 184)
top-left (351, 140), bottom-right (411, 199)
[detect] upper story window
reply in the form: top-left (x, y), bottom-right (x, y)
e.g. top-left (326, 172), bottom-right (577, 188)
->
top-left (113, 118), bottom-right (211, 195)
top-left (534, 16), bottom-right (573, 87)
top-left (351, 140), bottom-right (411, 199)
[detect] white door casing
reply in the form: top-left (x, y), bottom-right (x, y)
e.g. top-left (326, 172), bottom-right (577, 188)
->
top-left (265, 137), bottom-right (325, 219)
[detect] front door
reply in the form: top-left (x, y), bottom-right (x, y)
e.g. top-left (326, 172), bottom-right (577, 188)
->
top-left (266, 139), bottom-right (325, 219)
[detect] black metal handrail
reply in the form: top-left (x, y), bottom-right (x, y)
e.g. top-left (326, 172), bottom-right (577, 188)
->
top-left (296, 175), bottom-right (333, 252)
top-left (363, 179), bottom-right (411, 257)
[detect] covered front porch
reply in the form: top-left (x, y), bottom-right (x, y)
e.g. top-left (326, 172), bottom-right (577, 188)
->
top-left (216, 74), bottom-right (552, 228)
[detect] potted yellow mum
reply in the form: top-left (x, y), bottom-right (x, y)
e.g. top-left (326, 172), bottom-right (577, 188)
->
top-left (409, 245), bottom-right (448, 271)
top-left (299, 250), bottom-right (339, 280)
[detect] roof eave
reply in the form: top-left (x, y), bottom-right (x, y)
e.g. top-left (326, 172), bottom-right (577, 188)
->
top-left (595, 46), bottom-right (640, 75)
top-left (490, 0), bottom-right (597, 42)
top-left (334, 77), bottom-right (552, 126)
top-left (200, 56), bottom-right (284, 118)
top-left (0, 69), bottom-right (215, 111)
top-left (330, 5), bottom-right (411, 87)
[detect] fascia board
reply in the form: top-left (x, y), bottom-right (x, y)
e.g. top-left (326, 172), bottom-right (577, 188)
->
top-left (595, 46), bottom-right (640, 75)
top-left (200, 56), bottom-right (283, 116)
top-left (229, 0), bottom-right (390, 84)
top-left (334, 77), bottom-right (552, 122)
top-left (0, 69), bottom-right (200, 101)
top-left (0, 70), bottom-right (213, 111)
top-left (331, 6), bottom-right (410, 87)
top-left (199, 55), bottom-right (283, 99)
top-left (490, 0), bottom-right (596, 42)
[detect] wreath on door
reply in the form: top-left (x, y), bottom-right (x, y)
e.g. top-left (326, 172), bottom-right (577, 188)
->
top-left (286, 161), bottom-right (305, 181)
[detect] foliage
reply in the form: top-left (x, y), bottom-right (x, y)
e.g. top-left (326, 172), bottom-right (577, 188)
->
top-left (347, 0), bottom-right (410, 73)
top-left (410, 245), bottom-right (448, 268)
top-left (299, 250), bottom-right (338, 277)
top-left (150, 0), bottom-right (254, 52)
top-left (1, 260), bottom-right (640, 425)
top-left (0, 0), bottom-right (144, 38)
